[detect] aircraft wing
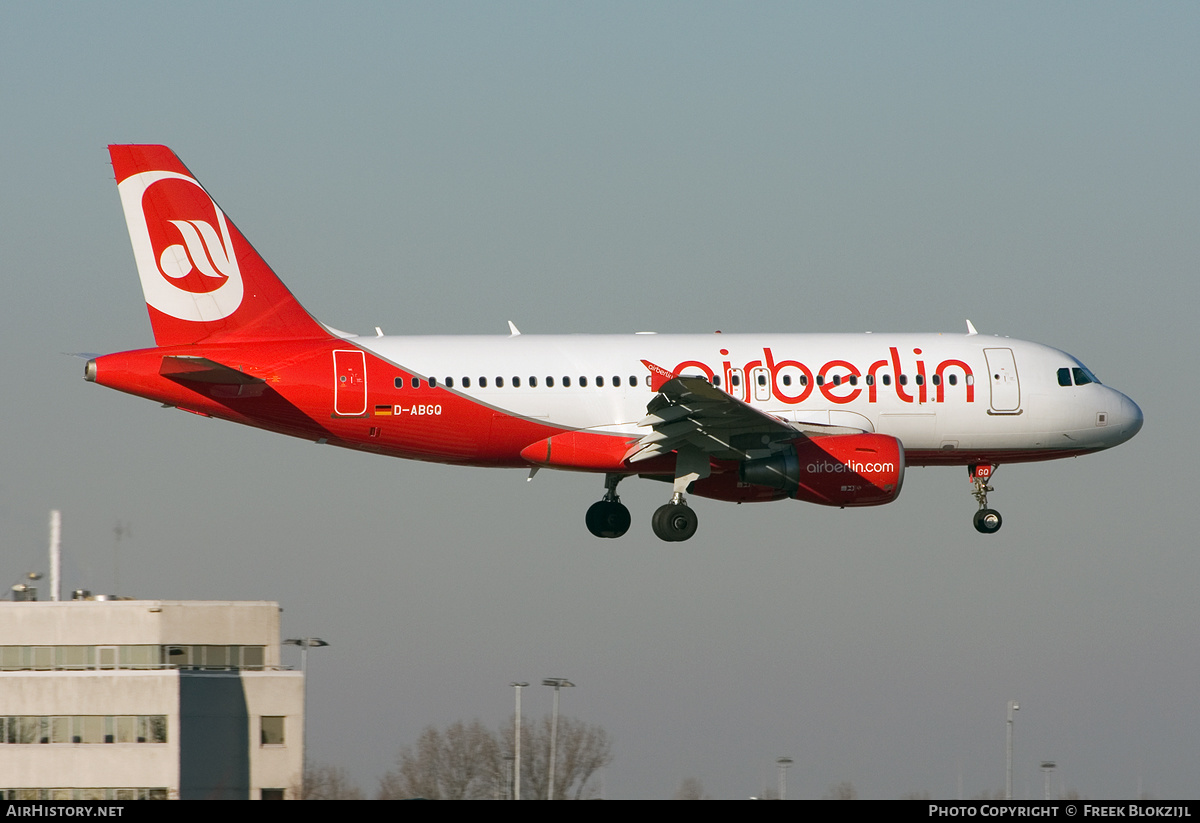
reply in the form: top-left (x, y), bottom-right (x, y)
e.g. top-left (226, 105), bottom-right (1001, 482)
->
top-left (626, 374), bottom-right (864, 464)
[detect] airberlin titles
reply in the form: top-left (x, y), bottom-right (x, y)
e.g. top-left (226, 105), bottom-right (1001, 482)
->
top-left (654, 345), bottom-right (974, 405)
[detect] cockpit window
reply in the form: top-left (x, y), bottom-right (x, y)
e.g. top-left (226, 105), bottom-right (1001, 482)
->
top-left (1058, 365), bottom-right (1102, 387)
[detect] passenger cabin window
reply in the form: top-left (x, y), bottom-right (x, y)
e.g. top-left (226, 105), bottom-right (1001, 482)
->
top-left (512, 376), bottom-right (521, 388)
top-left (394, 377), bottom-right (404, 389)
top-left (429, 377), bottom-right (437, 388)
top-left (629, 376), bottom-right (638, 387)
top-left (462, 376), bottom-right (471, 388)
top-left (445, 377), bottom-right (454, 388)
top-left (596, 376), bottom-right (605, 387)
top-left (580, 376), bottom-right (588, 387)
top-left (948, 374), bottom-right (957, 386)
top-left (495, 376), bottom-right (504, 388)
top-left (479, 377), bottom-right (487, 388)
top-left (613, 376), bottom-right (621, 387)
top-left (411, 377), bottom-right (419, 389)
top-left (882, 375), bottom-right (891, 386)
top-left (563, 376), bottom-right (571, 387)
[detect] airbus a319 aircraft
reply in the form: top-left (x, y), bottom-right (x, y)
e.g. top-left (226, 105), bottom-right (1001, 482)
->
top-left (87, 145), bottom-right (1142, 542)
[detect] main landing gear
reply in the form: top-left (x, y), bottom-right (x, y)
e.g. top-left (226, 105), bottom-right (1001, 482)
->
top-left (583, 479), bottom-right (700, 544)
top-left (586, 446), bottom-right (708, 542)
top-left (585, 474), bottom-right (631, 538)
top-left (584, 477), bottom-right (699, 542)
top-left (652, 494), bottom-right (698, 542)
top-left (969, 464), bottom-right (1002, 534)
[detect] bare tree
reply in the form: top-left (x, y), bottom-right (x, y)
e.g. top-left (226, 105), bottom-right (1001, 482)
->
top-left (674, 777), bottom-right (711, 800)
top-left (515, 714), bottom-right (613, 800)
top-left (296, 762), bottom-right (364, 800)
top-left (379, 719), bottom-right (501, 800)
top-left (381, 715), bottom-right (611, 800)
top-left (823, 780), bottom-right (858, 800)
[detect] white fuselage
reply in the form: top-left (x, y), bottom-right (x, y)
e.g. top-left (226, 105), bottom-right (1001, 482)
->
top-left (353, 331), bottom-right (1142, 463)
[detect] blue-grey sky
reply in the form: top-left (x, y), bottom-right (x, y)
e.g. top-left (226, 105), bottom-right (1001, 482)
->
top-left (1, 2), bottom-right (1195, 799)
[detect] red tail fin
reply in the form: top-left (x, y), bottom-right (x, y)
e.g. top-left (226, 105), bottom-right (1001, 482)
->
top-left (109, 145), bottom-right (328, 346)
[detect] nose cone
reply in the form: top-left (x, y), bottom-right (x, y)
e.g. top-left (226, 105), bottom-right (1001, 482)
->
top-left (1107, 390), bottom-right (1143, 446)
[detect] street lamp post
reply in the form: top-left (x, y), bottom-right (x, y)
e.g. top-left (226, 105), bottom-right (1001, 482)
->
top-left (776, 757), bottom-right (794, 800)
top-left (542, 678), bottom-right (575, 799)
top-left (283, 637), bottom-right (329, 798)
top-left (1041, 761), bottom-right (1056, 801)
top-left (1006, 700), bottom-right (1019, 800)
top-left (510, 682), bottom-right (528, 800)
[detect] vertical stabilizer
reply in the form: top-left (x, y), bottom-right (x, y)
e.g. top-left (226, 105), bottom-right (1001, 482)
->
top-left (109, 145), bottom-right (328, 346)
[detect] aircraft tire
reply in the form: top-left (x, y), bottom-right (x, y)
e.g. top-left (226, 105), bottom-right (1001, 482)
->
top-left (652, 503), bottom-right (698, 542)
top-left (586, 500), bottom-right (631, 538)
top-left (973, 508), bottom-right (1003, 534)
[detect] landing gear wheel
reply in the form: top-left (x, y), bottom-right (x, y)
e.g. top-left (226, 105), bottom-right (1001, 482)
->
top-left (973, 508), bottom-right (1003, 534)
top-left (586, 500), bottom-right (631, 538)
top-left (652, 503), bottom-right (698, 542)
top-left (968, 465), bottom-right (1002, 535)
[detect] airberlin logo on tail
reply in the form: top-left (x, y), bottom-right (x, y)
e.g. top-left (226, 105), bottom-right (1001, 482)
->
top-left (117, 170), bottom-right (244, 322)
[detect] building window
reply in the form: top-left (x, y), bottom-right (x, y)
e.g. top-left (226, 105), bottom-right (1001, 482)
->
top-left (261, 716), bottom-right (285, 746)
top-left (0, 715), bottom-right (166, 745)
top-left (0, 788), bottom-right (169, 801)
top-left (261, 788), bottom-right (286, 800)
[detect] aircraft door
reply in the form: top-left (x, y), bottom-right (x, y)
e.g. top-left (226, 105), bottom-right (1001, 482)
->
top-left (728, 367), bottom-right (746, 400)
top-left (333, 349), bottom-right (367, 416)
top-left (983, 348), bottom-right (1021, 413)
top-left (751, 367), bottom-right (772, 402)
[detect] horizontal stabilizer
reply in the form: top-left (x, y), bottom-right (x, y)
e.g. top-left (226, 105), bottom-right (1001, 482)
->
top-left (159, 355), bottom-right (264, 385)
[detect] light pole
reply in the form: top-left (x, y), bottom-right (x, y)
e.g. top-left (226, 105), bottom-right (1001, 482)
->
top-left (511, 682), bottom-right (528, 800)
top-left (542, 678), bottom-right (575, 799)
top-left (776, 757), bottom-right (793, 800)
top-left (1041, 761), bottom-right (1056, 801)
top-left (283, 637), bottom-right (329, 798)
top-left (1006, 700), bottom-right (1019, 800)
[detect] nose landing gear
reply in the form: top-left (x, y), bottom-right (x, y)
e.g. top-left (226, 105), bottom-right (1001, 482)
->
top-left (970, 464), bottom-right (1002, 534)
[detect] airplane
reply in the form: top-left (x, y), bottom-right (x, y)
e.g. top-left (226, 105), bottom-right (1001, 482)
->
top-left (86, 145), bottom-right (1143, 542)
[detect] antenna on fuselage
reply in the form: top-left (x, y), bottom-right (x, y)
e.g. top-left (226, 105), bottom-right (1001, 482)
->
top-left (965, 319), bottom-right (978, 336)
top-left (508, 321), bottom-right (522, 337)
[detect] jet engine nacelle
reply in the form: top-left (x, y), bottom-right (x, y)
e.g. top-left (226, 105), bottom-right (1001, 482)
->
top-left (739, 433), bottom-right (905, 507)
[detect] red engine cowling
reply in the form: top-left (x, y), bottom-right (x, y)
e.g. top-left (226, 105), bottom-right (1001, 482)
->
top-left (686, 471), bottom-right (791, 503)
top-left (738, 433), bottom-right (905, 507)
